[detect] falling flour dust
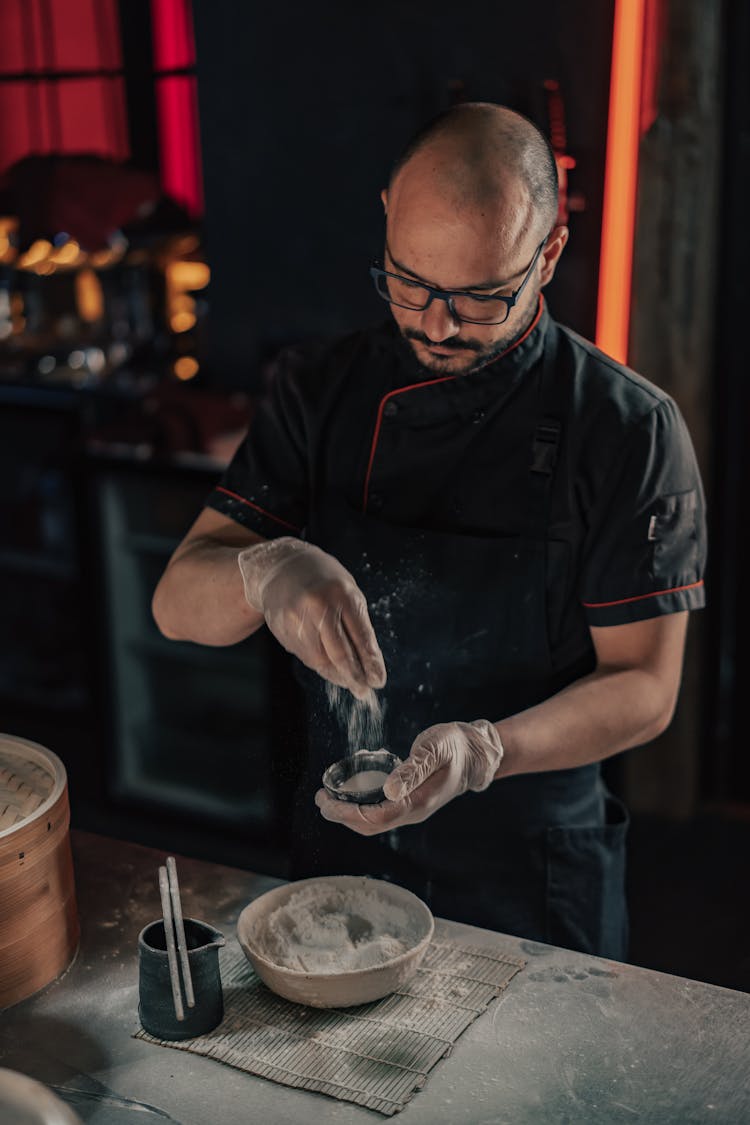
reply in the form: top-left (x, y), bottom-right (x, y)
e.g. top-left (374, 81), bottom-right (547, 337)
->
top-left (325, 682), bottom-right (385, 754)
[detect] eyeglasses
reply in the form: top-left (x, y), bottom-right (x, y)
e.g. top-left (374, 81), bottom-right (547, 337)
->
top-left (369, 237), bottom-right (547, 325)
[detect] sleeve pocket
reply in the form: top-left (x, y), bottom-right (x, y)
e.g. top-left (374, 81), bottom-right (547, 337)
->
top-left (650, 489), bottom-right (698, 582)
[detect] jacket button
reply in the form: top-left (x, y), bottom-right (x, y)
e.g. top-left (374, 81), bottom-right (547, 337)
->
top-left (472, 409), bottom-right (485, 424)
top-left (383, 400), bottom-right (399, 417)
top-left (369, 493), bottom-right (384, 512)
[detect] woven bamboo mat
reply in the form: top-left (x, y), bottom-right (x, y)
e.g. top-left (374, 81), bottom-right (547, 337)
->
top-left (0, 750), bottom-right (53, 830)
top-left (135, 939), bottom-right (525, 1116)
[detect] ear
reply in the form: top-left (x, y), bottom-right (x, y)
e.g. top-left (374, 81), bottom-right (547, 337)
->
top-left (539, 224), bottom-right (569, 286)
top-left (380, 188), bottom-right (388, 215)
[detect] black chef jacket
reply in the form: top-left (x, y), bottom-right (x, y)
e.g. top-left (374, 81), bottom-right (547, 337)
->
top-left (205, 297), bottom-right (706, 957)
top-left (208, 298), bottom-right (705, 646)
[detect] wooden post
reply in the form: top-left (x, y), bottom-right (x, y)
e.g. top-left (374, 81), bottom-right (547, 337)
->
top-left (623, 0), bottom-right (723, 816)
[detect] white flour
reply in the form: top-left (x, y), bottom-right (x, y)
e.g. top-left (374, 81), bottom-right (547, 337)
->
top-left (259, 881), bottom-right (416, 973)
top-left (338, 769), bottom-right (390, 793)
top-left (325, 682), bottom-right (385, 754)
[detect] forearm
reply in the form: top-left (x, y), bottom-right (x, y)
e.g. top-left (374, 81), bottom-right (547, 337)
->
top-left (317, 666), bottom-right (676, 838)
top-left (495, 665), bottom-right (676, 779)
top-left (152, 538), bottom-right (264, 646)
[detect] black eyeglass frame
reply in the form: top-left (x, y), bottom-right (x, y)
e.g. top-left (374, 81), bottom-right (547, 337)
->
top-left (369, 236), bottom-right (548, 325)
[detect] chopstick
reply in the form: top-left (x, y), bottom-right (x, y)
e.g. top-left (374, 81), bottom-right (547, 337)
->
top-left (167, 855), bottom-right (195, 1009)
top-left (157, 856), bottom-right (195, 1021)
top-left (158, 865), bottom-right (184, 1022)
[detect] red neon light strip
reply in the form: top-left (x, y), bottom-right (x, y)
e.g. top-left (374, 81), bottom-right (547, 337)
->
top-left (151, 0), bottom-right (194, 69)
top-left (151, 0), bottom-right (203, 216)
top-left (596, 0), bottom-right (647, 364)
top-left (155, 75), bottom-right (203, 215)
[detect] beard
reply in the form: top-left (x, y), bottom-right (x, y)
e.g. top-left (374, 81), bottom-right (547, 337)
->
top-left (400, 295), bottom-right (540, 376)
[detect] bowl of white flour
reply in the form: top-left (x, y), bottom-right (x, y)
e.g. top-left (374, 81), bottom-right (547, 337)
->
top-left (237, 875), bottom-right (434, 1007)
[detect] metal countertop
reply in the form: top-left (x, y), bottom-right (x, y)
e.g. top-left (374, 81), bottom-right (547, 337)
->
top-left (1, 831), bottom-right (748, 1124)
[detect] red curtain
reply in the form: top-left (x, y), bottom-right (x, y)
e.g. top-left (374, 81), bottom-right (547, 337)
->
top-left (0, 0), bottom-right (127, 174)
top-left (0, 0), bottom-right (203, 218)
top-left (151, 0), bottom-right (203, 216)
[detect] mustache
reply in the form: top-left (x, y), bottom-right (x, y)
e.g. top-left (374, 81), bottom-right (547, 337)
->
top-left (403, 329), bottom-right (479, 352)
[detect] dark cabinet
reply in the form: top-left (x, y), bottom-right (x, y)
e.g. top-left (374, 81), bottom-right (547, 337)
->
top-left (90, 461), bottom-right (275, 829)
top-left (0, 390), bottom-right (301, 872)
top-left (0, 394), bottom-right (92, 717)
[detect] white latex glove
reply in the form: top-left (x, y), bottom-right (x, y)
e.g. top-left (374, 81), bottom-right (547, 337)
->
top-left (238, 537), bottom-right (386, 699)
top-left (315, 720), bottom-right (504, 835)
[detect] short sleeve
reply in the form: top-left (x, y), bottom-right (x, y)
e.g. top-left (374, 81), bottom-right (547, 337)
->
top-left (580, 397), bottom-right (707, 626)
top-left (205, 353), bottom-right (310, 539)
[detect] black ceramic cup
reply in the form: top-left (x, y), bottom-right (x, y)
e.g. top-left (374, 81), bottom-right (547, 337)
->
top-left (138, 917), bottom-right (225, 1041)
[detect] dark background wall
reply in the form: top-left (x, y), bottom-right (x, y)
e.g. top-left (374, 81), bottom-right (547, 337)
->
top-left (192, 0), bottom-right (615, 381)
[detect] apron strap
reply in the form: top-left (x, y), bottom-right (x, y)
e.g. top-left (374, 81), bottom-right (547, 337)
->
top-left (524, 320), bottom-right (564, 534)
top-left (531, 420), bottom-right (561, 475)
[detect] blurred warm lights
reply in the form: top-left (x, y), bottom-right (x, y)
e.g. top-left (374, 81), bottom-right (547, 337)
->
top-left (170, 310), bottom-right (197, 333)
top-left (49, 239), bottom-right (83, 267)
top-left (16, 235), bottom-right (93, 274)
top-left (7, 293), bottom-right (26, 340)
top-left (173, 234), bottom-right (200, 255)
top-left (0, 217), bottom-right (18, 264)
top-left (171, 293), bottom-right (194, 312)
top-left (17, 239), bottom-right (52, 270)
top-left (4, 215), bottom-right (209, 346)
top-left (173, 355), bottom-right (199, 380)
top-left (167, 260), bottom-right (209, 290)
top-left (75, 268), bottom-right (105, 323)
top-left (165, 257), bottom-right (209, 336)
top-left (88, 244), bottom-right (126, 269)
top-left (0, 289), bottom-right (10, 341)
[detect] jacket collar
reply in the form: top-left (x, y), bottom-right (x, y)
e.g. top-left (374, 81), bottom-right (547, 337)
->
top-left (390, 295), bottom-right (550, 388)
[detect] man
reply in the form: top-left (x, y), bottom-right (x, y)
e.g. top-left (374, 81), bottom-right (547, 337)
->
top-left (153, 103), bottom-right (706, 959)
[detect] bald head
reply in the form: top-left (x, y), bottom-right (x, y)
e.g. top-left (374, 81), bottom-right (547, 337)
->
top-left (388, 103), bottom-right (559, 243)
top-left (380, 103), bottom-right (567, 376)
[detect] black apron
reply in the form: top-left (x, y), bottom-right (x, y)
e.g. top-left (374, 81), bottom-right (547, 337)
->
top-left (290, 325), bottom-right (629, 960)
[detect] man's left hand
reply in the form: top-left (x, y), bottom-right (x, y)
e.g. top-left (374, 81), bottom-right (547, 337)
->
top-left (314, 719), bottom-right (504, 836)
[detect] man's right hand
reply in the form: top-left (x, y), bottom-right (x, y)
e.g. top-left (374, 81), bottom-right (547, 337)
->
top-left (238, 537), bottom-right (386, 699)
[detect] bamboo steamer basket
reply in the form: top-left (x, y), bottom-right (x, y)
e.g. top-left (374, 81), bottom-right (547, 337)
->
top-left (0, 734), bottom-right (79, 1009)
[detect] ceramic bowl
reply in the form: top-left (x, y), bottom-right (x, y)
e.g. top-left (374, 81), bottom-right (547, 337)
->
top-left (0, 1067), bottom-right (82, 1124)
top-left (322, 749), bottom-right (401, 804)
top-left (237, 875), bottom-right (434, 1008)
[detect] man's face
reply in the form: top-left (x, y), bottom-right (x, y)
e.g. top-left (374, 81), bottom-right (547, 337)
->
top-left (382, 169), bottom-right (557, 376)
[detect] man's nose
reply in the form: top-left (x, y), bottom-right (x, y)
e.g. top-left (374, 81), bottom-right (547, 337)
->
top-left (420, 296), bottom-right (461, 343)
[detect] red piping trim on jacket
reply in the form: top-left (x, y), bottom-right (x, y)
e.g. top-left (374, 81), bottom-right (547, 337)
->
top-left (362, 296), bottom-right (545, 511)
top-left (214, 486), bottom-right (301, 533)
top-left (362, 375), bottom-right (454, 509)
top-left (582, 579), bottom-right (704, 609)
